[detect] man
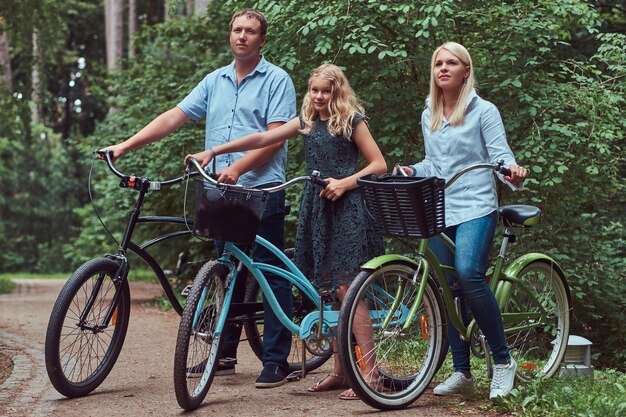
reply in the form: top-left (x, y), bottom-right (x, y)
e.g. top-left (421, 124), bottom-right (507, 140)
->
top-left (101, 8), bottom-right (295, 388)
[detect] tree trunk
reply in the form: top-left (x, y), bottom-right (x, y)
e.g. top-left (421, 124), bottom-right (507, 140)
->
top-left (104, 0), bottom-right (124, 70)
top-left (31, 30), bottom-right (43, 124)
top-left (128, 0), bottom-right (137, 59)
top-left (195, 0), bottom-right (211, 15)
top-left (0, 16), bottom-right (11, 92)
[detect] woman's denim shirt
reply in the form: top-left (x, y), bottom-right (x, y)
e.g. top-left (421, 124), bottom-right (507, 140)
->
top-left (411, 89), bottom-right (517, 227)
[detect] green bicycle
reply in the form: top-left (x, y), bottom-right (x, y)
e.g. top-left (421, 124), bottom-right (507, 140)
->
top-left (337, 162), bottom-right (572, 410)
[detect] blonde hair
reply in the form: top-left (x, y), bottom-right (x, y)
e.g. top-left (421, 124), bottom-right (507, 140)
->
top-left (300, 64), bottom-right (365, 140)
top-left (428, 42), bottom-right (475, 131)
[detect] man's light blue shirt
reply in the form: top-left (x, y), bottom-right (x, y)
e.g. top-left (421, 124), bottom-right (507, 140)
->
top-left (411, 89), bottom-right (517, 227)
top-left (177, 56), bottom-right (296, 187)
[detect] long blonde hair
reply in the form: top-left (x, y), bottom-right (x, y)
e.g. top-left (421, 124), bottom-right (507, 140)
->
top-left (428, 42), bottom-right (475, 131)
top-left (300, 64), bottom-right (365, 140)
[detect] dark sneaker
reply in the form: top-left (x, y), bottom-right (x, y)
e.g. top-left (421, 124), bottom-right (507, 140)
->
top-left (255, 365), bottom-right (287, 388)
top-left (215, 357), bottom-right (237, 376)
top-left (187, 357), bottom-right (237, 377)
top-left (186, 358), bottom-right (207, 378)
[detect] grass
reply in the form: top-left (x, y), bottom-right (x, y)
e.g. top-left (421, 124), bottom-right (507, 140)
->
top-left (433, 357), bottom-right (626, 417)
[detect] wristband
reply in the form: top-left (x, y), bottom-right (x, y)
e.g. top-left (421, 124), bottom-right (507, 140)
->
top-left (410, 165), bottom-right (417, 176)
top-left (209, 148), bottom-right (216, 159)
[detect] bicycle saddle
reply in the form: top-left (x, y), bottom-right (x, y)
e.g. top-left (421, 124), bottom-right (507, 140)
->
top-left (498, 204), bottom-right (541, 227)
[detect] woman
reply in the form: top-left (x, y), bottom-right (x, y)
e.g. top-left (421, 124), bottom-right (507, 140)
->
top-left (398, 42), bottom-right (527, 399)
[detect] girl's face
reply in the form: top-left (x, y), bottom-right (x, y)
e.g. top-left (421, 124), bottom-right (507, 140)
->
top-left (309, 77), bottom-right (333, 118)
top-left (433, 49), bottom-right (469, 92)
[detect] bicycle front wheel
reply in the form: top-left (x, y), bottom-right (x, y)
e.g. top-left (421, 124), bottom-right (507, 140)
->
top-left (504, 259), bottom-right (571, 381)
top-left (173, 261), bottom-right (227, 410)
top-left (338, 262), bottom-right (445, 410)
top-left (45, 258), bottom-right (131, 397)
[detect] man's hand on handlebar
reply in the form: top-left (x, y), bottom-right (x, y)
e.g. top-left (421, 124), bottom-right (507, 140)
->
top-left (98, 145), bottom-right (126, 162)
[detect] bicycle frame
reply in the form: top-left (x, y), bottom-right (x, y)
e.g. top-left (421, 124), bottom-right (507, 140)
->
top-left (361, 230), bottom-right (566, 344)
top-left (194, 236), bottom-right (338, 342)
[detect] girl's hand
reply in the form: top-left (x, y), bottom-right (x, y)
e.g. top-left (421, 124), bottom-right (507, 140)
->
top-left (184, 148), bottom-right (215, 168)
top-left (505, 164), bottom-right (528, 187)
top-left (319, 178), bottom-right (349, 202)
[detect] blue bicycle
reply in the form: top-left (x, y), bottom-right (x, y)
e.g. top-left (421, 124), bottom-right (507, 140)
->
top-left (173, 158), bottom-right (337, 410)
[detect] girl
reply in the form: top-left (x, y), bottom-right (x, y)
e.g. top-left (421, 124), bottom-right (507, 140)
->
top-left (186, 64), bottom-right (387, 400)
top-left (398, 42), bottom-right (527, 400)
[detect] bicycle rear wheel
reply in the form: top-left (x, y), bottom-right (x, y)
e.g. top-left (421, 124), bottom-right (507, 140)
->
top-left (504, 259), bottom-right (571, 381)
top-left (337, 262), bottom-right (445, 410)
top-left (173, 261), bottom-right (228, 410)
top-left (243, 279), bottom-right (331, 373)
top-left (45, 258), bottom-right (130, 397)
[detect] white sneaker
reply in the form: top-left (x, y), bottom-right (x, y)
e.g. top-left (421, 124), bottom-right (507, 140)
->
top-left (433, 372), bottom-right (474, 396)
top-left (490, 358), bottom-right (517, 399)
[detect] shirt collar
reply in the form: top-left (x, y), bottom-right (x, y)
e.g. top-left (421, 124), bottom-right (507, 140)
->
top-left (222, 55), bottom-right (268, 82)
top-left (426, 88), bottom-right (478, 109)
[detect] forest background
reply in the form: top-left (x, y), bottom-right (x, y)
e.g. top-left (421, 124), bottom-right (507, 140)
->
top-left (0, 0), bottom-right (623, 370)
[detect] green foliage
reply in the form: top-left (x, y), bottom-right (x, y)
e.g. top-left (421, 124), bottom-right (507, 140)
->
top-left (0, 277), bottom-right (16, 294)
top-left (498, 369), bottom-right (626, 417)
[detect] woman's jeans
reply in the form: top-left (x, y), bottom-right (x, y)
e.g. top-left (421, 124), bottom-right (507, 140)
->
top-left (428, 211), bottom-right (510, 372)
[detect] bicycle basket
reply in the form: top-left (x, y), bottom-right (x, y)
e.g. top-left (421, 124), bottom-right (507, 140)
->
top-left (194, 180), bottom-right (269, 244)
top-left (357, 174), bottom-right (446, 238)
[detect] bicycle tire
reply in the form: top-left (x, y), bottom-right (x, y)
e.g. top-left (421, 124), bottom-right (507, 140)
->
top-left (504, 259), bottom-right (571, 381)
top-left (243, 278), bottom-right (331, 373)
top-left (173, 261), bottom-right (228, 410)
top-left (45, 258), bottom-right (130, 398)
top-left (337, 262), bottom-right (445, 410)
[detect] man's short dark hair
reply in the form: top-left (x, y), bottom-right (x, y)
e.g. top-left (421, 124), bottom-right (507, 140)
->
top-left (230, 8), bottom-right (268, 35)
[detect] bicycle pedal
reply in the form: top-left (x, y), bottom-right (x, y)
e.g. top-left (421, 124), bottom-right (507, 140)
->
top-left (180, 285), bottom-right (192, 298)
top-left (219, 357), bottom-right (237, 366)
top-left (286, 370), bottom-right (303, 382)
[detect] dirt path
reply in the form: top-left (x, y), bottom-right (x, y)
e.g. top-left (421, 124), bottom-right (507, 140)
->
top-left (0, 278), bottom-right (505, 417)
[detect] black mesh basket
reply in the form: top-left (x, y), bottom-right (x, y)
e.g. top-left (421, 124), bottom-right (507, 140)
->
top-left (357, 174), bottom-right (446, 238)
top-left (194, 180), bottom-right (269, 244)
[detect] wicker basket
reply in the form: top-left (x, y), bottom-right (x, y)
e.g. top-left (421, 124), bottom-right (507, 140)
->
top-left (357, 174), bottom-right (446, 238)
top-left (194, 180), bottom-right (269, 244)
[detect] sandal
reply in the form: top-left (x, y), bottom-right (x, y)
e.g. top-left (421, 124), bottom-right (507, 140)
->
top-left (338, 378), bottom-right (385, 400)
top-left (337, 388), bottom-right (359, 400)
top-left (308, 372), bottom-right (348, 392)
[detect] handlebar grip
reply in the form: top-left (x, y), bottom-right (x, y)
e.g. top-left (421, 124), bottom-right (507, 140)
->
top-left (499, 166), bottom-right (512, 177)
top-left (312, 176), bottom-right (329, 187)
top-left (310, 170), bottom-right (329, 187)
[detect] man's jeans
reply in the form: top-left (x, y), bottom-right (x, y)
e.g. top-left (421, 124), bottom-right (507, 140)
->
top-left (428, 211), bottom-right (510, 372)
top-left (219, 185), bottom-right (292, 371)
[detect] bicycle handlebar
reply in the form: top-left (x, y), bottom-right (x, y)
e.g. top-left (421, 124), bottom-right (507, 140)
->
top-left (445, 160), bottom-right (511, 189)
top-left (394, 160), bottom-right (512, 190)
top-left (185, 157), bottom-right (329, 192)
top-left (96, 150), bottom-right (199, 190)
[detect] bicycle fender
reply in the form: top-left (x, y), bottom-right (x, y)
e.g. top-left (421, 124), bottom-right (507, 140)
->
top-left (360, 254), bottom-right (419, 270)
top-left (504, 253), bottom-right (565, 278)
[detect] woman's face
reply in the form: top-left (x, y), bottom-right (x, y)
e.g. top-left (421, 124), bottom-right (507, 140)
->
top-left (433, 48), bottom-right (469, 93)
top-left (309, 77), bottom-right (333, 118)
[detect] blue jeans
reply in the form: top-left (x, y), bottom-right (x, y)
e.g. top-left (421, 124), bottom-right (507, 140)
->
top-left (220, 185), bottom-right (292, 371)
top-left (428, 211), bottom-right (510, 373)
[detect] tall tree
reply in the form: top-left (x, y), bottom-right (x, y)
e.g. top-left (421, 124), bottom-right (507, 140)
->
top-left (129, 0), bottom-right (137, 59)
top-left (0, 16), bottom-right (11, 91)
top-left (104, 0), bottom-right (123, 70)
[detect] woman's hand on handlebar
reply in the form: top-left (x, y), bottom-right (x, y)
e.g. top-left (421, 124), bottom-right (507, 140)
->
top-left (393, 165), bottom-right (414, 177)
top-left (504, 164), bottom-right (528, 188)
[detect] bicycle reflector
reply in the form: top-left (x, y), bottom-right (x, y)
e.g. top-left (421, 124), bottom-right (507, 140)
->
top-left (420, 314), bottom-right (429, 341)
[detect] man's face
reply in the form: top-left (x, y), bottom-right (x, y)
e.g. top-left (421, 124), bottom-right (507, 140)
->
top-left (230, 15), bottom-right (266, 60)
